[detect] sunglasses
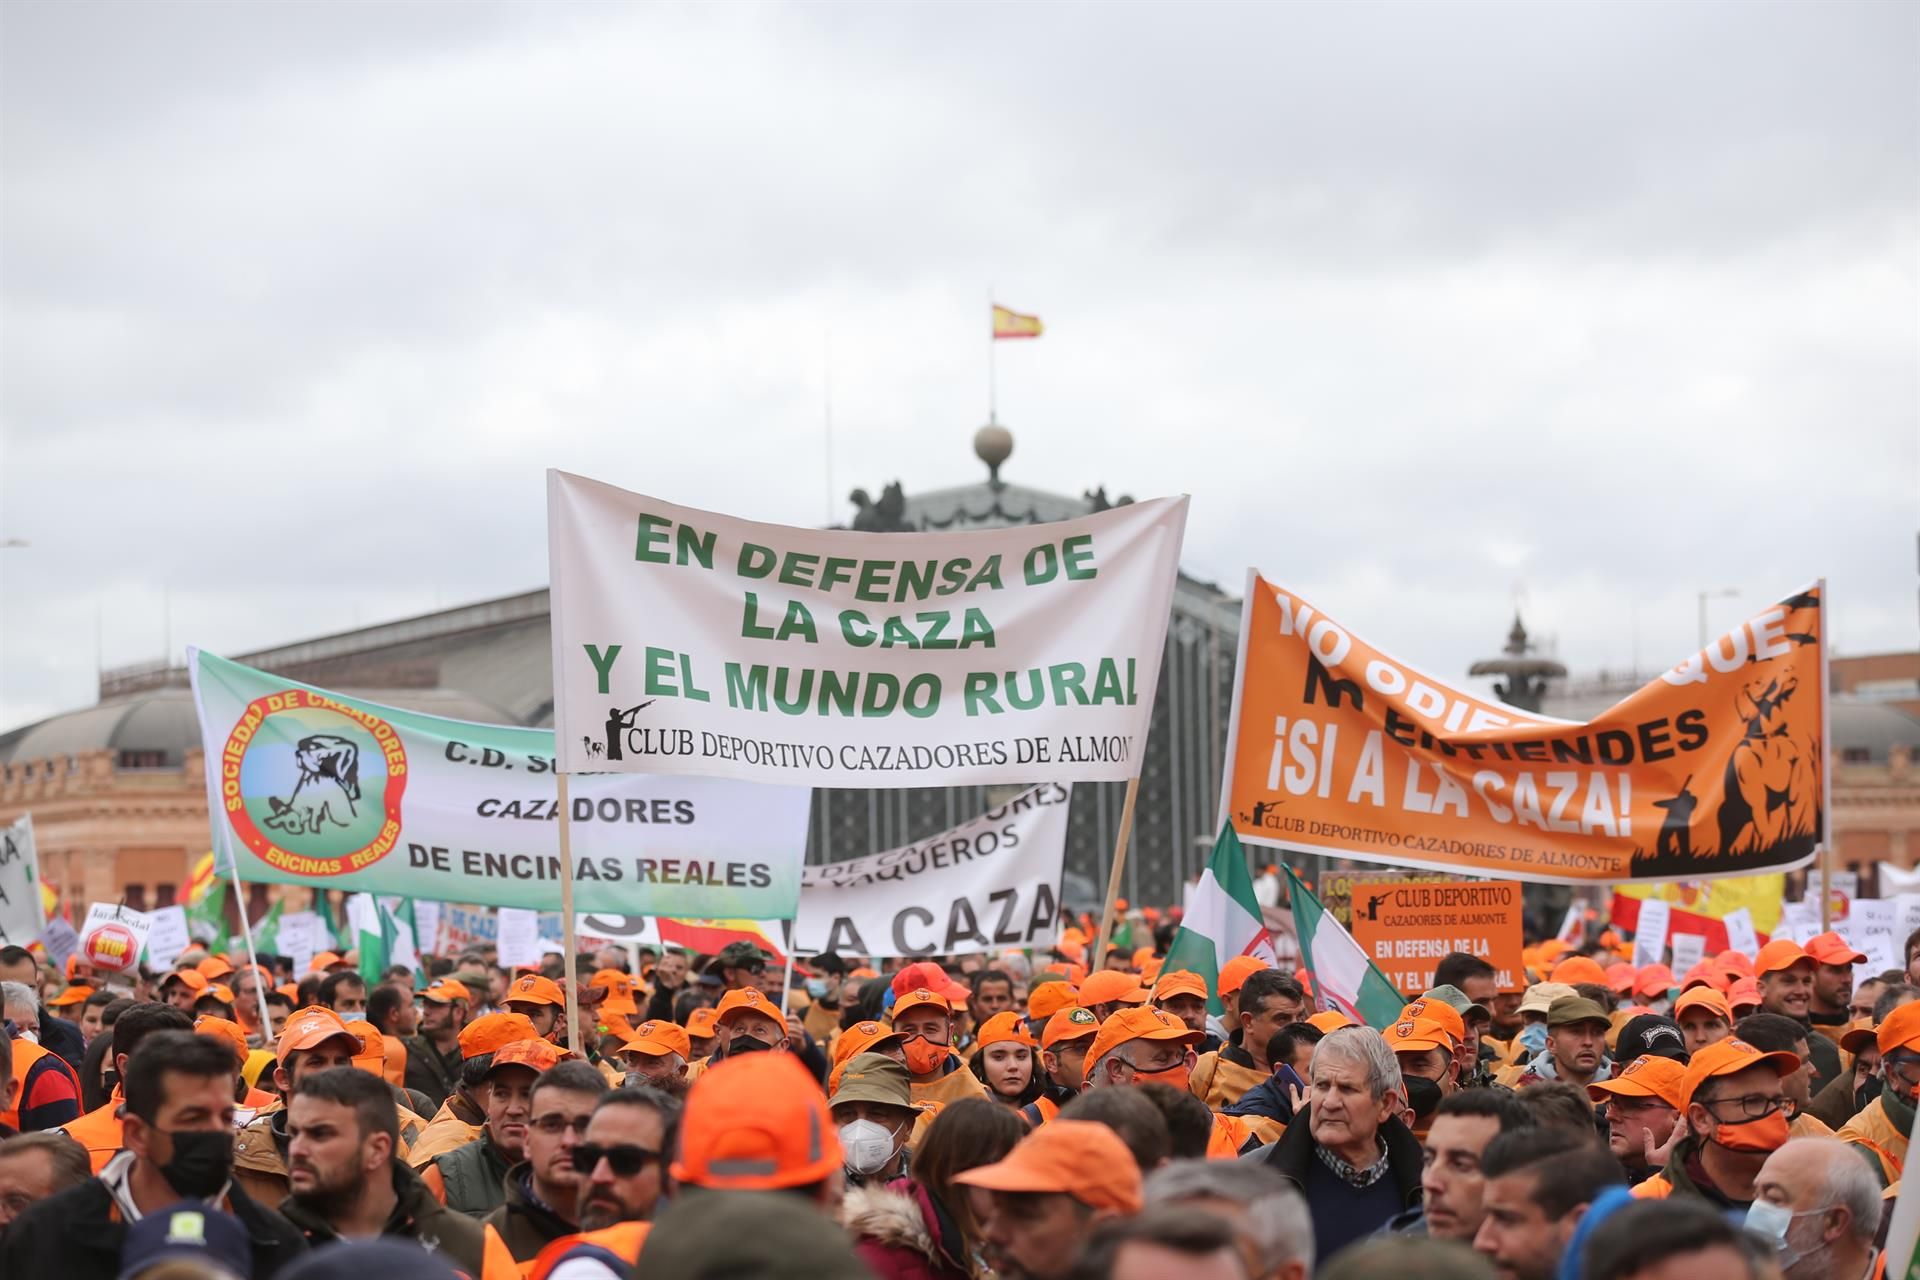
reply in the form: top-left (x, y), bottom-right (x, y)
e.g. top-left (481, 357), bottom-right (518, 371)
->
top-left (570, 1143), bottom-right (662, 1177)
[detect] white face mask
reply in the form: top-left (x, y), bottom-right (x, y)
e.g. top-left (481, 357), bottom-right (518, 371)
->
top-left (1745, 1199), bottom-right (1826, 1270)
top-left (839, 1119), bottom-right (899, 1175)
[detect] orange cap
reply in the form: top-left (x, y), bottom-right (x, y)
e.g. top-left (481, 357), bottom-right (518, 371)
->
top-left (47, 985), bottom-right (94, 1008)
top-left (1803, 931), bottom-right (1868, 967)
top-left (889, 988), bottom-right (956, 1022)
top-left (347, 1022), bottom-right (387, 1076)
top-left (1130, 946), bottom-right (1156, 969)
top-left (953, 1119), bottom-right (1143, 1214)
top-left (1538, 939), bottom-right (1573, 962)
top-left (1876, 1001), bottom-right (1920, 1056)
top-left (1218, 956), bottom-right (1270, 999)
top-left (1027, 982), bottom-right (1079, 1025)
top-left (621, 1020), bottom-right (692, 1060)
top-left (205, 983), bottom-right (235, 1005)
top-left (1588, 1054), bottom-right (1689, 1110)
top-left (1307, 1009), bottom-right (1358, 1034)
top-left (828, 1020), bottom-right (907, 1093)
top-left (506, 973), bottom-right (566, 1007)
top-left (673, 1052), bottom-right (842, 1190)
top-left (1727, 978), bottom-right (1763, 1010)
top-left (589, 970), bottom-right (640, 1015)
top-left (1082, 1007), bottom-right (1200, 1082)
top-left (423, 978), bottom-right (472, 1004)
top-left (275, 983), bottom-right (302, 1003)
top-left (1397, 997), bottom-right (1465, 1047)
top-left (1680, 961), bottom-right (1728, 993)
top-left (488, 1037), bottom-right (567, 1078)
top-left (1681, 1036), bottom-right (1799, 1108)
top-left (1839, 1021), bottom-right (1879, 1056)
top-left (459, 1011), bottom-right (543, 1057)
top-left (274, 1006), bottom-right (358, 1062)
top-left (65, 955), bottom-right (85, 980)
top-left (976, 1012), bottom-right (1037, 1049)
top-left (1042, 1006), bottom-right (1102, 1050)
top-left (1634, 964), bottom-right (1676, 999)
top-left (1151, 970), bottom-right (1210, 1004)
top-left (1715, 949), bottom-right (1755, 977)
top-left (848, 967), bottom-right (878, 981)
top-left (1604, 963), bottom-right (1638, 994)
top-left (1674, 987), bottom-right (1733, 1021)
top-left (193, 1015), bottom-right (250, 1065)
top-left (1076, 970), bottom-right (1148, 1009)
top-left (1383, 1017), bottom-right (1454, 1055)
top-left (163, 969), bottom-right (210, 994)
top-left (310, 951), bottom-right (343, 973)
top-left (1754, 939), bottom-right (1811, 977)
top-left (1549, 956), bottom-right (1610, 987)
top-left (892, 961), bottom-right (970, 1005)
top-left (714, 986), bottom-right (785, 1028)
top-left (1138, 957), bottom-right (1165, 985)
top-left (684, 1007), bottom-right (720, 1040)
top-left (196, 956), bottom-right (235, 981)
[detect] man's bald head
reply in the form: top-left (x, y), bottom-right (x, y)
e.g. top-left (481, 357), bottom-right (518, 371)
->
top-left (1753, 1137), bottom-right (1882, 1258)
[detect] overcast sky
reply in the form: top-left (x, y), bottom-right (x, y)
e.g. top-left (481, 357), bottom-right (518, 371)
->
top-left (2, 0), bottom-right (1914, 729)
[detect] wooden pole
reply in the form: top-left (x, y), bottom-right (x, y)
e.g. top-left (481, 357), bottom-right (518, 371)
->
top-left (557, 772), bottom-right (582, 1053)
top-left (1092, 775), bottom-right (1142, 971)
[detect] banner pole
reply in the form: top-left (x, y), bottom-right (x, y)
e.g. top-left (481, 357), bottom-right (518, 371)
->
top-left (224, 858), bottom-right (276, 1046)
top-left (777, 948), bottom-right (797, 1019)
top-left (1093, 773), bottom-right (1142, 972)
top-left (1817, 577), bottom-right (1833, 931)
top-left (557, 771), bottom-right (583, 1055)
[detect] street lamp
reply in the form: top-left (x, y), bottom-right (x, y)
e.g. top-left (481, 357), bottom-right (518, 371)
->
top-left (1698, 588), bottom-right (1738, 649)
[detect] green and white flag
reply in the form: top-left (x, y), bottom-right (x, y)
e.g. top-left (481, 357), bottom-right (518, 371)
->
top-left (355, 894), bottom-right (398, 984)
top-left (1162, 825), bottom-right (1276, 1016)
top-left (1287, 864), bottom-right (1404, 1029)
top-left (250, 898), bottom-right (284, 953)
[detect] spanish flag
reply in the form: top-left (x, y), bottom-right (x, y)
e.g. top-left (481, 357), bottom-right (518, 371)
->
top-left (185, 850), bottom-right (218, 906)
top-left (992, 304), bottom-right (1043, 340)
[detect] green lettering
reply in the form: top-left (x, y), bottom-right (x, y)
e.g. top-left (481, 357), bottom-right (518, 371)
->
top-left (635, 515), bottom-right (671, 563)
top-left (903, 674), bottom-right (940, 719)
top-left (774, 667), bottom-right (814, 715)
top-left (1062, 534), bottom-right (1096, 581)
top-left (963, 671), bottom-right (1002, 716)
top-left (1048, 662), bottom-right (1089, 706)
top-left (855, 559), bottom-right (895, 603)
top-left (778, 552), bottom-right (819, 589)
top-left (840, 610), bottom-right (875, 647)
top-left (777, 599), bottom-right (818, 644)
top-left (584, 644), bottom-right (622, 694)
top-left (1006, 668), bottom-right (1046, 711)
top-left (898, 559), bottom-right (936, 601)
top-left (725, 663), bottom-right (769, 711)
top-left (960, 608), bottom-right (995, 648)
top-left (644, 647), bottom-right (679, 696)
top-left (740, 592), bottom-right (776, 640)
top-left (818, 670), bottom-right (858, 716)
top-left (676, 524), bottom-right (716, 569)
top-left (1090, 657), bottom-right (1124, 704)
top-left (737, 543), bottom-right (776, 579)
top-left (882, 615), bottom-right (917, 647)
top-left (918, 611), bottom-right (954, 650)
top-left (1023, 543), bottom-right (1058, 585)
top-left (861, 673), bottom-right (900, 717)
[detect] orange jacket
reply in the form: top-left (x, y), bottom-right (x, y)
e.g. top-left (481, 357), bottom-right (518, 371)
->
top-left (57, 1090), bottom-right (126, 1172)
top-left (1835, 1096), bottom-right (1908, 1187)
top-left (527, 1222), bottom-right (650, 1279)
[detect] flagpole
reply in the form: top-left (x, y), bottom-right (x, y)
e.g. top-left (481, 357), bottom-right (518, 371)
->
top-left (777, 949), bottom-right (797, 1019)
top-left (556, 771), bottom-right (583, 1055)
top-left (225, 857), bottom-right (276, 1047)
top-left (1092, 773), bottom-right (1142, 974)
top-left (987, 292), bottom-right (997, 424)
top-left (1817, 577), bottom-right (1833, 931)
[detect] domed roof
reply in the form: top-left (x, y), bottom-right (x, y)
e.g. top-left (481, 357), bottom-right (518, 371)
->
top-left (0, 684), bottom-right (524, 768)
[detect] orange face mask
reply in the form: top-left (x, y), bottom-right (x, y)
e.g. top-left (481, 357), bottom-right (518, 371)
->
top-left (902, 1035), bottom-right (950, 1076)
top-left (1712, 1109), bottom-right (1789, 1153)
top-left (1131, 1063), bottom-right (1191, 1095)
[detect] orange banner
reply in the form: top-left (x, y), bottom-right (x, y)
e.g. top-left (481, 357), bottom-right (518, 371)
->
top-left (1221, 577), bottom-right (1826, 884)
top-left (1351, 878), bottom-right (1525, 996)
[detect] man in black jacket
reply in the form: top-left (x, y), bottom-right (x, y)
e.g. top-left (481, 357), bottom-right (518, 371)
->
top-left (0, 1029), bottom-right (307, 1280)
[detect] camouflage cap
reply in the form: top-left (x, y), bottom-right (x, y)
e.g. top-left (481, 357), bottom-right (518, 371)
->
top-left (715, 941), bottom-right (768, 970)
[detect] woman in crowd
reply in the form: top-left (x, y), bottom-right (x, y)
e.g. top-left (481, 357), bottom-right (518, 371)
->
top-left (967, 1012), bottom-right (1045, 1112)
top-left (843, 1095), bottom-right (1025, 1280)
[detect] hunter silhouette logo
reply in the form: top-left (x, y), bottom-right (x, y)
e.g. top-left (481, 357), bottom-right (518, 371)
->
top-left (221, 688), bottom-right (409, 878)
top-left (590, 700), bottom-right (656, 762)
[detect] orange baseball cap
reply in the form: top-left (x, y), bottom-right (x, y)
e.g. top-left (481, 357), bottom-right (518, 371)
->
top-left (47, 985), bottom-right (93, 1008)
top-left (1803, 931), bottom-right (1868, 967)
top-left (829, 1020), bottom-right (907, 1093)
top-left (889, 988), bottom-right (956, 1022)
top-left (1308, 1010), bottom-right (1358, 1034)
top-left (65, 955), bottom-right (86, 980)
top-left (1589, 1054), bottom-right (1689, 1110)
top-left (1634, 964), bottom-right (1676, 999)
top-left (1537, 939), bottom-right (1573, 962)
top-left (1727, 978), bottom-right (1763, 1011)
top-left (1679, 962), bottom-right (1726, 993)
top-left (423, 978), bottom-right (473, 1004)
top-left (1218, 956), bottom-right (1269, 999)
top-left (621, 1020), bottom-right (692, 1060)
top-left (309, 951), bottom-right (344, 973)
top-left (589, 970), bottom-right (640, 1015)
top-left (1131, 946), bottom-right (1156, 969)
top-left (1027, 982), bottom-right (1080, 1025)
top-left (1042, 1007), bottom-right (1102, 1050)
top-left (1839, 1021), bottom-right (1879, 1056)
top-left (196, 956), bottom-right (235, 981)
top-left (1674, 987), bottom-right (1733, 1020)
top-left (1077, 970), bottom-right (1148, 1009)
top-left (275, 983), bottom-right (302, 1003)
top-left (1754, 939), bottom-right (1811, 977)
top-left (1138, 957), bottom-right (1165, 985)
top-left (1604, 963), bottom-right (1638, 994)
top-left (488, 1037), bottom-right (567, 1078)
top-left (459, 1011), bottom-right (543, 1057)
top-left (193, 1015), bottom-right (250, 1064)
top-left (1151, 970), bottom-right (1210, 1004)
top-left (1046, 960), bottom-right (1089, 985)
top-left (163, 969), bottom-right (210, 994)
top-left (1874, 1001), bottom-right (1920, 1056)
top-left (1384, 1017), bottom-right (1454, 1055)
top-left (684, 1007), bottom-right (720, 1040)
top-left (892, 961), bottom-right (970, 1004)
top-left (976, 1012), bottom-right (1037, 1049)
top-left (1715, 949), bottom-right (1755, 976)
top-left (1398, 997), bottom-right (1466, 1047)
top-left (204, 984), bottom-right (235, 1005)
top-left (953, 1120), bottom-right (1143, 1214)
top-left (347, 1022), bottom-right (387, 1076)
top-left (1082, 1007), bottom-right (1200, 1082)
top-left (1681, 1036), bottom-right (1799, 1108)
top-left (1549, 956), bottom-right (1610, 987)
top-left (714, 986), bottom-right (784, 1027)
top-left (673, 1052), bottom-right (842, 1190)
top-left (848, 966), bottom-right (879, 980)
top-left (275, 1006), bottom-right (358, 1062)
top-left (506, 973), bottom-right (566, 1007)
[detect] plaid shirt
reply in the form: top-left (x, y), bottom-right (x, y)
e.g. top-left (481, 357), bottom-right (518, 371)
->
top-left (1314, 1134), bottom-right (1391, 1188)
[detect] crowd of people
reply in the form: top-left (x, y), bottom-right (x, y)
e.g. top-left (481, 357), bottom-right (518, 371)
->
top-left (0, 903), bottom-right (1913, 1280)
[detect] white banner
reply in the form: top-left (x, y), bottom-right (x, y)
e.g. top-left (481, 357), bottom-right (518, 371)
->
top-left (792, 783), bottom-right (1070, 957)
top-left (0, 815), bottom-right (45, 948)
top-left (546, 471), bottom-right (1188, 788)
top-left (80, 903), bottom-right (153, 974)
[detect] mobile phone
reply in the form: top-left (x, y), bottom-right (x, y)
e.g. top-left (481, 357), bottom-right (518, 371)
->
top-left (1275, 1064), bottom-right (1307, 1093)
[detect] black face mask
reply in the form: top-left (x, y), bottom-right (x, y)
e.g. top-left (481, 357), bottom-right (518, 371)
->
top-left (727, 1036), bottom-right (774, 1056)
top-left (1405, 1076), bottom-right (1444, 1121)
top-left (158, 1128), bottom-right (234, 1198)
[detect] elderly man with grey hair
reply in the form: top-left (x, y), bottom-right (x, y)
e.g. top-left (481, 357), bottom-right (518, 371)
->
top-left (1750, 1137), bottom-right (1884, 1280)
top-left (1245, 1026), bottom-right (1422, 1265)
top-left (2, 980), bottom-right (81, 1132)
top-left (1145, 1157), bottom-right (1313, 1280)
